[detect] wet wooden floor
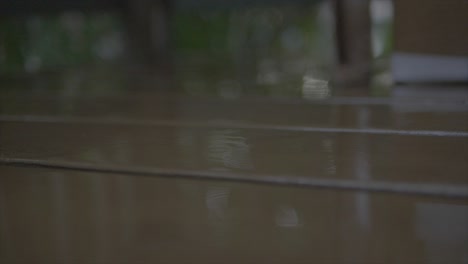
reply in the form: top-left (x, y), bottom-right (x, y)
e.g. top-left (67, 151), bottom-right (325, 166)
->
top-left (1, 72), bottom-right (468, 263)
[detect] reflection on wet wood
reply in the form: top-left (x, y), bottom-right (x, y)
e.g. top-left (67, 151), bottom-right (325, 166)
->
top-left (1, 119), bottom-right (467, 186)
top-left (1, 167), bottom-right (467, 263)
top-left (1, 157), bottom-right (468, 199)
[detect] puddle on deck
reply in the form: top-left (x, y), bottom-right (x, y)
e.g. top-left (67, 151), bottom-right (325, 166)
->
top-left (1, 120), bottom-right (468, 185)
top-left (1, 1), bottom-right (468, 263)
top-left (1, 81), bottom-right (468, 263)
top-left (1, 166), bottom-right (468, 264)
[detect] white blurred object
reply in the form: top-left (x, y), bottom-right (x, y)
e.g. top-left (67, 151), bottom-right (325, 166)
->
top-left (392, 52), bottom-right (468, 83)
top-left (302, 76), bottom-right (329, 99)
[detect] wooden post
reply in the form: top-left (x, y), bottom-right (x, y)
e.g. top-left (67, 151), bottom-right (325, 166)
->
top-left (121, 0), bottom-right (172, 65)
top-left (334, 0), bottom-right (372, 85)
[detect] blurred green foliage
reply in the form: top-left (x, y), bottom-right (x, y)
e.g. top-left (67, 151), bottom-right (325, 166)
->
top-left (0, 13), bottom-right (120, 74)
top-left (0, 5), bottom-right (324, 73)
top-left (0, 3), bottom-right (393, 97)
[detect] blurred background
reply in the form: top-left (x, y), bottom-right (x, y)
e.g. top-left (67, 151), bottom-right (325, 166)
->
top-left (0, 0), bottom-right (396, 96)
